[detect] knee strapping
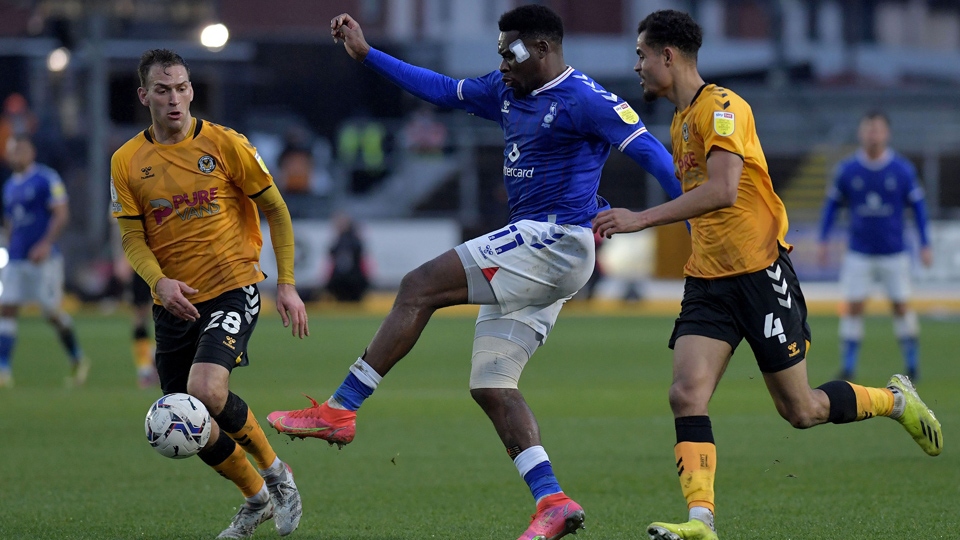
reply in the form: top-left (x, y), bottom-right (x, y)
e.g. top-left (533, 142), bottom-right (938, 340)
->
top-left (469, 336), bottom-right (530, 389)
top-left (211, 392), bottom-right (249, 433)
top-left (839, 315), bottom-right (864, 341)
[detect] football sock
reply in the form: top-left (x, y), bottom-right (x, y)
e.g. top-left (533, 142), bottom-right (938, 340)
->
top-left (513, 445), bottom-right (562, 503)
top-left (201, 431), bottom-right (265, 498)
top-left (56, 327), bottom-right (82, 362)
top-left (226, 409), bottom-right (279, 471)
top-left (675, 416), bottom-right (716, 515)
top-left (259, 456), bottom-right (285, 480)
top-left (817, 380), bottom-right (897, 422)
top-left (329, 358), bottom-right (381, 410)
top-left (839, 315), bottom-right (863, 375)
top-left (133, 325), bottom-right (153, 370)
top-left (213, 392), bottom-right (278, 471)
top-left (0, 318), bottom-right (17, 370)
top-left (893, 312), bottom-right (920, 375)
top-left (841, 339), bottom-right (860, 376)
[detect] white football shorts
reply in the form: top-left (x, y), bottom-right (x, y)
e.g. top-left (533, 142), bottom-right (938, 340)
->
top-left (840, 250), bottom-right (912, 303)
top-left (0, 255), bottom-right (65, 312)
top-left (457, 220), bottom-right (595, 342)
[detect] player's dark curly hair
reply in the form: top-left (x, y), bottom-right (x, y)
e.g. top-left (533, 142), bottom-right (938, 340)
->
top-left (138, 49), bottom-right (190, 87)
top-left (499, 4), bottom-right (563, 44)
top-left (637, 10), bottom-right (702, 59)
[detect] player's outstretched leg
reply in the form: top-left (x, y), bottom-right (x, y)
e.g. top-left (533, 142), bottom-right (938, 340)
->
top-left (647, 519), bottom-right (719, 540)
top-left (267, 358), bottom-right (380, 446)
top-left (887, 374), bottom-right (942, 456)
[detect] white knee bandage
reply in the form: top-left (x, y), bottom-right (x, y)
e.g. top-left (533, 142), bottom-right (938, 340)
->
top-left (839, 315), bottom-right (864, 341)
top-left (469, 336), bottom-right (530, 390)
top-left (893, 312), bottom-right (919, 339)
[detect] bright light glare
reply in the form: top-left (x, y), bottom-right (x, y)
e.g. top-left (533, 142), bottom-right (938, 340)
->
top-left (0, 247), bottom-right (8, 269)
top-left (46, 47), bottom-right (70, 72)
top-left (200, 24), bottom-right (229, 50)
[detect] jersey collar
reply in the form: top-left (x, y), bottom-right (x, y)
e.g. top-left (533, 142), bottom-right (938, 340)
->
top-left (10, 163), bottom-right (37, 184)
top-left (144, 118), bottom-right (204, 145)
top-left (531, 66), bottom-right (574, 96)
top-left (855, 148), bottom-right (893, 171)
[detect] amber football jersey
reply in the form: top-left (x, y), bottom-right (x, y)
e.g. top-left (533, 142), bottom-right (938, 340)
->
top-left (111, 118), bottom-right (273, 303)
top-left (670, 84), bottom-right (790, 278)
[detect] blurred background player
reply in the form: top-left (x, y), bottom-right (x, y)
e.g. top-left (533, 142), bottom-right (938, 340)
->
top-left (268, 7), bottom-right (681, 540)
top-left (325, 212), bottom-right (369, 302)
top-left (818, 110), bottom-right (931, 382)
top-left (594, 10), bottom-right (942, 540)
top-left (0, 134), bottom-right (88, 389)
top-left (110, 219), bottom-right (158, 388)
top-left (111, 49), bottom-right (308, 538)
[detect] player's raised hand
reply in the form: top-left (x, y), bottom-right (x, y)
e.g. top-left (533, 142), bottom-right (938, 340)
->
top-left (276, 283), bottom-right (309, 339)
top-left (331, 13), bottom-right (370, 62)
top-left (593, 208), bottom-right (648, 239)
top-left (156, 277), bottom-right (200, 321)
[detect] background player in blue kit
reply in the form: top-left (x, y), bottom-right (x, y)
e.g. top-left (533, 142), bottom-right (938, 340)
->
top-left (0, 135), bottom-right (88, 388)
top-left (268, 5), bottom-right (681, 539)
top-left (818, 111), bottom-right (931, 381)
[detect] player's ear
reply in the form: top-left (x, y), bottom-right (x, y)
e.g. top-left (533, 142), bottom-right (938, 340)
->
top-left (536, 39), bottom-right (549, 59)
top-left (137, 87), bottom-right (148, 106)
top-left (662, 46), bottom-right (674, 67)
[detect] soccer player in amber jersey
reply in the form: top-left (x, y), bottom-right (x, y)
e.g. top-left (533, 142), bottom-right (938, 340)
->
top-left (268, 6), bottom-right (682, 540)
top-left (111, 49), bottom-right (309, 539)
top-left (593, 11), bottom-right (942, 540)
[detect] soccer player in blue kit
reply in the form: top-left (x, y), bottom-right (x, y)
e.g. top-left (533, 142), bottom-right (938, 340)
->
top-left (818, 111), bottom-right (931, 381)
top-left (269, 5), bottom-right (681, 538)
top-left (0, 135), bottom-right (89, 388)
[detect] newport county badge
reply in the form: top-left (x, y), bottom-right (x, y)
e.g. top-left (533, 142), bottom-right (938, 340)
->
top-left (682, 122), bottom-right (689, 141)
top-left (713, 111), bottom-right (735, 136)
top-left (613, 102), bottom-right (639, 125)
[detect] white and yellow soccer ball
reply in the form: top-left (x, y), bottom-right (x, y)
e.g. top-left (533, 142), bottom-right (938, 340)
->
top-left (144, 393), bottom-right (211, 459)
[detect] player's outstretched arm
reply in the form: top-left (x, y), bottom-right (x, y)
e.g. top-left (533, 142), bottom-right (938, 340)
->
top-left (331, 13), bottom-right (371, 62)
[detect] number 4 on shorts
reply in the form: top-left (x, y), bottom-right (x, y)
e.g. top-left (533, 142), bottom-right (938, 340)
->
top-left (764, 313), bottom-right (786, 343)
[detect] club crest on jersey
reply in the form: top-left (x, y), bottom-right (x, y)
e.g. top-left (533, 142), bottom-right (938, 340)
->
top-left (541, 102), bottom-right (558, 128)
top-left (713, 111), bottom-right (735, 136)
top-left (198, 155), bottom-right (217, 174)
top-left (682, 123), bottom-right (689, 141)
top-left (501, 100), bottom-right (511, 114)
top-left (613, 102), bottom-right (639, 125)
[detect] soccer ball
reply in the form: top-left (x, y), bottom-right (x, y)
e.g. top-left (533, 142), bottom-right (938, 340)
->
top-left (144, 393), bottom-right (211, 459)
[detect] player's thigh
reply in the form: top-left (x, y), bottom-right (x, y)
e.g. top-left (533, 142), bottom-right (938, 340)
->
top-left (839, 251), bottom-right (871, 302)
top-left (476, 298), bottom-right (562, 349)
top-left (737, 248), bottom-right (811, 374)
top-left (877, 252), bottom-right (912, 302)
top-left (153, 304), bottom-right (200, 395)
top-left (0, 261), bottom-right (27, 306)
top-left (459, 221), bottom-right (595, 314)
top-left (194, 284), bottom-right (261, 373)
top-left (37, 255), bottom-right (65, 314)
top-left (671, 334), bottom-right (734, 410)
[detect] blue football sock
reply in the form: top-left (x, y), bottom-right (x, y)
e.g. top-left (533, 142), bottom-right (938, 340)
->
top-left (0, 325), bottom-right (16, 370)
top-left (842, 339), bottom-right (860, 375)
top-left (331, 372), bottom-right (375, 411)
top-left (899, 338), bottom-right (919, 373)
top-left (523, 461), bottom-right (562, 502)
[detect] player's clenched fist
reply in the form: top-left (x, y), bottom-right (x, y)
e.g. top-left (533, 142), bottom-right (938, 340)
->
top-left (330, 13), bottom-right (371, 62)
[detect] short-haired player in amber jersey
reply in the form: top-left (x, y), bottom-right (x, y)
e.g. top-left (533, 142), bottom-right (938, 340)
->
top-left (111, 49), bottom-right (308, 539)
top-left (593, 10), bottom-right (942, 540)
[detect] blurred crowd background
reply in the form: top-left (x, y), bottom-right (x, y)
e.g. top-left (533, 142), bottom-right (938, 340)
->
top-left (1, 0), bottom-right (959, 302)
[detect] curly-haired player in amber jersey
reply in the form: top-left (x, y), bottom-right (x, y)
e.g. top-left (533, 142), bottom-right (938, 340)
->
top-left (111, 49), bottom-right (309, 539)
top-left (593, 11), bottom-right (942, 540)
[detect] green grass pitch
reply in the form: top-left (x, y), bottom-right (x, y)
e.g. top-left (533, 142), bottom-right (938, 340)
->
top-left (0, 311), bottom-right (956, 539)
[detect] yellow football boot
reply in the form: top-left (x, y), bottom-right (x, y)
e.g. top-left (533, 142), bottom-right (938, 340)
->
top-left (647, 519), bottom-right (718, 540)
top-left (887, 374), bottom-right (942, 456)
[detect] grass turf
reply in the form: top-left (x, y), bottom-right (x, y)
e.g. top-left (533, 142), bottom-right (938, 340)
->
top-left (0, 310), bottom-right (956, 539)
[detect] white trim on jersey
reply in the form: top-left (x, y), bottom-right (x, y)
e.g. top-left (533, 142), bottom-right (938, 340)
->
top-left (531, 66), bottom-right (574, 95)
top-left (618, 127), bottom-right (649, 152)
top-left (457, 79), bottom-right (465, 101)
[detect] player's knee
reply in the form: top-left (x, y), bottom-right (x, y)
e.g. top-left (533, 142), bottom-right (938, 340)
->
top-left (395, 269), bottom-right (431, 306)
top-left (469, 336), bottom-right (528, 391)
top-left (778, 404), bottom-right (819, 429)
top-left (186, 379), bottom-right (228, 415)
top-left (668, 381), bottom-right (708, 415)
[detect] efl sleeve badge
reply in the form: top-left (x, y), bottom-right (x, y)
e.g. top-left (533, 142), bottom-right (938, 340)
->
top-left (613, 102), bottom-right (640, 125)
top-left (713, 111), bottom-right (735, 136)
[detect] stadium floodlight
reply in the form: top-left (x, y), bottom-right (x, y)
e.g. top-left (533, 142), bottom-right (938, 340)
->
top-left (200, 23), bottom-right (229, 51)
top-left (46, 47), bottom-right (70, 72)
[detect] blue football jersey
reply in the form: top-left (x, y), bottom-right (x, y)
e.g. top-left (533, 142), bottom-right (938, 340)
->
top-left (363, 49), bottom-right (680, 228)
top-left (824, 150), bottom-right (926, 255)
top-left (3, 164), bottom-right (67, 260)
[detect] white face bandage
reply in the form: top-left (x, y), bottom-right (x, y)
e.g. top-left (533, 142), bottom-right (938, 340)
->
top-left (509, 39), bottom-right (530, 63)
